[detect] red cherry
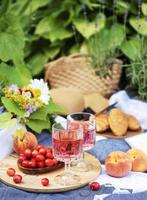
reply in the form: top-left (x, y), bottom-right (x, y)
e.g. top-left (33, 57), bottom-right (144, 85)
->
top-left (37, 144), bottom-right (45, 151)
top-left (41, 178), bottom-right (49, 186)
top-left (45, 159), bottom-right (54, 167)
top-left (18, 155), bottom-right (27, 164)
top-left (46, 147), bottom-right (52, 153)
top-left (24, 148), bottom-right (32, 158)
top-left (22, 160), bottom-right (29, 168)
top-left (39, 148), bottom-right (47, 155)
top-left (46, 152), bottom-right (54, 159)
top-left (89, 182), bottom-right (101, 191)
top-left (13, 174), bottom-right (22, 184)
top-left (37, 161), bottom-right (45, 168)
top-left (36, 154), bottom-right (45, 162)
top-left (19, 153), bottom-right (25, 157)
top-left (30, 159), bottom-right (37, 168)
top-left (52, 158), bottom-right (58, 165)
top-left (32, 149), bottom-right (39, 158)
top-left (7, 168), bottom-right (16, 177)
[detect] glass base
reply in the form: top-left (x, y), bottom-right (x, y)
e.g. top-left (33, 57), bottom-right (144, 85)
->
top-left (70, 159), bottom-right (92, 172)
top-left (54, 172), bottom-right (81, 186)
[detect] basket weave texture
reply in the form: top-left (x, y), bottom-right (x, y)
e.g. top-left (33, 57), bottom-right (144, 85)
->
top-left (45, 54), bottom-right (122, 97)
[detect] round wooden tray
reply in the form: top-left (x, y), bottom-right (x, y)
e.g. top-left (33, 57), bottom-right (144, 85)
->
top-left (97, 128), bottom-right (143, 139)
top-left (0, 152), bottom-right (101, 193)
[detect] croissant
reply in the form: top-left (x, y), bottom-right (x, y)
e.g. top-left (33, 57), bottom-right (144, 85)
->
top-left (96, 113), bottom-right (109, 132)
top-left (109, 108), bottom-right (128, 136)
top-left (126, 114), bottom-right (140, 131)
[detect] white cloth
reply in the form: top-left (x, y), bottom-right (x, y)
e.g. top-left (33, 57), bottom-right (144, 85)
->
top-left (125, 133), bottom-right (147, 155)
top-left (0, 121), bottom-right (26, 160)
top-left (109, 90), bottom-right (147, 130)
top-left (94, 165), bottom-right (147, 200)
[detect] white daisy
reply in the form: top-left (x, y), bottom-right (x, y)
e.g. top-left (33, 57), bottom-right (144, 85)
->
top-left (29, 79), bottom-right (50, 105)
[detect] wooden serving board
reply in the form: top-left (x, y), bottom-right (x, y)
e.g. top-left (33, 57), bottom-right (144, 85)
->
top-left (0, 152), bottom-right (101, 193)
top-left (97, 128), bottom-right (143, 139)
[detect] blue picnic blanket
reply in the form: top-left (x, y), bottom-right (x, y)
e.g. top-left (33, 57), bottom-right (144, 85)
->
top-left (0, 131), bottom-right (147, 200)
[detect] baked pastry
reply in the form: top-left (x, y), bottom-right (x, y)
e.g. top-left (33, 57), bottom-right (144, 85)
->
top-left (109, 108), bottom-right (128, 136)
top-left (126, 114), bottom-right (140, 131)
top-left (96, 113), bottom-right (109, 132)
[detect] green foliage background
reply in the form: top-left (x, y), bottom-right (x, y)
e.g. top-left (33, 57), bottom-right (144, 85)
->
top-left (0, 0), bottom-right (147, 98)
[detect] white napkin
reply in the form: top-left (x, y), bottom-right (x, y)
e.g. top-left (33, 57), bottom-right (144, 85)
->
top-left (94, 165), bottom-right (147, 200)
top-left (125, 133), bottom-right (147, 154)
top-left (109, 90), bottom-right (147, 130)
top-left (0, 122), bottom-right (26, 160)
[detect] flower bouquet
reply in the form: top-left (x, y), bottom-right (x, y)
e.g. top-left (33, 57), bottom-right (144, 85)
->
top-left (0, 79), bottom-right (63, 133)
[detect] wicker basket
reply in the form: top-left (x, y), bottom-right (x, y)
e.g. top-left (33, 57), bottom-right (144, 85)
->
top-left (45, 54), bottom-right (122, 97)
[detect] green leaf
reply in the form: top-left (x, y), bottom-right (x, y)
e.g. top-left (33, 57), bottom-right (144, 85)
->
top-left (0, 13), bottom-right (25, 65)
top-left (142, 3), bottom-right (147, 16)
top-left (0, 112), bottom-right (16, 128)
top-left (69, 44), bottom-right (80, 54)
top-left (46, 100), bottom-right (65, 114)
top-left (27, 53), bottom-right (48, 76)
top-left (120, 37), bottom-right (141, 61)
top-left (0, 63), bottom-right (31, 87)
top-left (30, 107), bottom-right (48, 121)
top-left (0, 112), bottom-right (12, 122)
top-left (23, 0), bottom-right (50, 15)
top-left (130, 17), bottom-right (147, 36)
top-left (0, 0), bottom-right (10, 15)
top-left (80, 0), bottom-right (94, 9)
top-left (1, 97), bottom-right (25, 117)
top-left (88, 24), bottom-right (125, 54)
top-left (14, 128), bottom-right (25, 140)
top-left (46, 46), bottom-right (60, 59)
top-left (30, 101), bottom-right (64, 121)
top-left (10, 0), bottom-right (51, 15)
top-left (26, 119), bottom-right (50, 133)
top-left (0, 118), bottom-right (17, 129)
top-left (73, 13), bottom-right (106, 39)
top-left (108, 24), bottom-right (125, 49)
top-left (35, 16), bottom-right (73, 42)
top-left (116, 0), bottom-right (130, 14)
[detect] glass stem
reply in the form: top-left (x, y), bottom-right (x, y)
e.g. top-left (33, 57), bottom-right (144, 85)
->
top-left (64, 161), bottom-right (68, 173)
top-left (82, 151), bottom-right (85, 161)
top-left (64, 161), bottom-right (71, 173)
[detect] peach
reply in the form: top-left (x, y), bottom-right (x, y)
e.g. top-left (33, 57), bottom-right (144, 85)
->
top-left (13, 129), bottom-right (38, 155)
top-left (127, 149), bottom-right (147, 172)
top-left (105, 151), bottom-right (132, 178)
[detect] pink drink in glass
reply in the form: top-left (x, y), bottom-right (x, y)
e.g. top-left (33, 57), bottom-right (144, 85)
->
top-left (83, 122), bottom-right (96, 150)
top-left (52, 130), bottom-right (83, 162)
top-left (68, 121), bottom-right (96, 151)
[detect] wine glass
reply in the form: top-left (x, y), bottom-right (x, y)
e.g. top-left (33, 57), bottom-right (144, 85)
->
top-left (52, 121), bottom-right (83, 185)
top-left (67, 112), bottom-right (96, 172)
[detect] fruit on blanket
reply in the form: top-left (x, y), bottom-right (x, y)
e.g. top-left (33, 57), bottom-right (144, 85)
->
top-left (13, 174), bottom-right (22, 184)
top-left (89, 182), bottom-right (101, 191)
top-left (7, 168), bottom-right (16, 177)
top-left (127, 149), bottom-right (147, 172)
top-left (105, 151), bottom-right (132, 177)
top-left (41, 178), bottom-right (49, 186)
top-left (13, 129), bottom-right (38, 155)
top-left (17, 145), bottom-right (61, 169)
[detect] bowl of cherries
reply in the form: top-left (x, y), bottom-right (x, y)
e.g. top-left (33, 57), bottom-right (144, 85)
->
top-left (17, 144), bottom-right (64, 175)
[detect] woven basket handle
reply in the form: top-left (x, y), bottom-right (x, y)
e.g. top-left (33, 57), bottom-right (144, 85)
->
top-left (69, 53), bottom-right (89, 59)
